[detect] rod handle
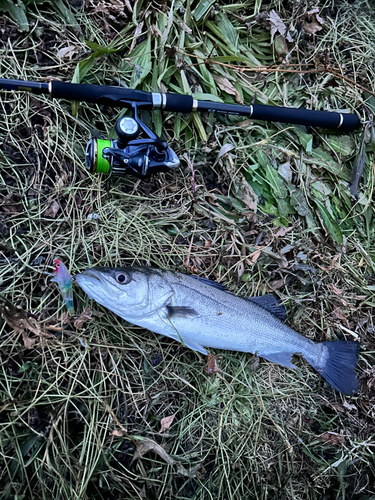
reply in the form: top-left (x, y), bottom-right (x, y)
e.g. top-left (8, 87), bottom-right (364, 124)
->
top-left (51, 81), bottom-right (152, 106)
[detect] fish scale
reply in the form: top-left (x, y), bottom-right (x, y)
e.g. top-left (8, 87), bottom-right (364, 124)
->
top-left (76, 266), bottom-right (359, 395)
top-left (166, 276), bottom-right (316, 357)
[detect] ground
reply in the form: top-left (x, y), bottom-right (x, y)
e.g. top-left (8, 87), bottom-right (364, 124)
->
top-left (0, 0), bottom-right (375, 499)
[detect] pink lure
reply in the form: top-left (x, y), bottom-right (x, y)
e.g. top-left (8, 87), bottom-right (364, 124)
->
top-left (51, 258), bottom-right (74, 314)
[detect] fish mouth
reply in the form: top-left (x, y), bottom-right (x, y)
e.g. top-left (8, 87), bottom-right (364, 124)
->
top-left (80, 269), bottom-right (102, 280)
top-left (76, 268), bottom-right (109, 284)
top-left (75, 268), bottom-right (115, 305)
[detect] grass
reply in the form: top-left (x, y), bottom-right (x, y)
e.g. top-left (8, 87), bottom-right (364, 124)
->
top-left (0, 0), bottom-right (375, 499)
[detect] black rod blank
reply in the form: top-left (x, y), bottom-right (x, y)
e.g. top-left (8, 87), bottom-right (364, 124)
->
top-left (0, 78), bottom-right (361, 131)
top-left (0, 78), bottom-right (49, 94)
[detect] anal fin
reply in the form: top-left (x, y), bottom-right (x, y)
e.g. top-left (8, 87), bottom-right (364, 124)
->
top-left (261, 352), bottom-right (297, 369)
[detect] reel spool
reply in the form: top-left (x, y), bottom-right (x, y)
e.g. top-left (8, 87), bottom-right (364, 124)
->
top-left (85, 105), bottom-right (180, 179)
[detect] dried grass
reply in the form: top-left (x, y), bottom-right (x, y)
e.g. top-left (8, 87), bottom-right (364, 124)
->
top-left (0, 1), bottom-right (375, 499)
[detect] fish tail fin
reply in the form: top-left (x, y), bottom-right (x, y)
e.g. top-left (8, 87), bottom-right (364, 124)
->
top-left (309, 341), bottom-right (359, 395)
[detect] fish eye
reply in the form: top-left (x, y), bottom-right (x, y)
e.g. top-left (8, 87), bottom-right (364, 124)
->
top-left (115, 272), bottom-right (129, 284)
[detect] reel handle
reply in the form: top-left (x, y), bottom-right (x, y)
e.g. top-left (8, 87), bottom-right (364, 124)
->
top-left (115, 117), bottom-right (140, 148)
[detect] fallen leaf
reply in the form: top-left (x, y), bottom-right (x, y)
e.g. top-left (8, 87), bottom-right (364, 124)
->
top-left (213, 143), bottom-right (234, 168)
top-left (133, 438), bottom-right (175, 465)
top-left (132, 440), bottom-right (200, 477)
top-left (237, 260), bottom-right (245, 278)
top-left (278, 162), bottom-right (293, 182)
top-left (239, 175), bottom-right (259, 211)
top-left (56, 45), bottom-right (80, 59)
top-left (60, 312), bottom-right (72, 324)
top-left (268, 10), bottom-right (293, 43)
top-left (248, 354), bottom-right (260, 372)
top-left (22, 333), bottom-right (36, 349)
top-left (319, 432), bottom-right (345, 446)
top-left (331, 308), bottom-right (349, 327)
top-left (213, 75), bottom-right (243, 104)
top-left (303, 7), bottom-right (324, 35)
top-left (330, 402), bottom-right (345, 413)
top-left (273, 34), bottom-right (289, 57)
top-left (129, 21), bottom-right (144, 52)
top-left (89, 0), bottom-right (129, 35)
top-left (315, 254), bottom-right (341, 272)
top-left (185, 264), bottom-right (199, 274)
top-left (1, 193), bottom-right (22, 214)
top-left (112, 428), bottom-right (126, 437)
top-left (237, 118), bottom-right (252, 128)
top-left (0, 296), bottom-right (41, 335)
top-left (204, 239), bottom-right (212, 249)
top-left (363, 366), bottom-right (375, 391)
top-left (328, 284), bottom-right (343, 296)
top-left (55, 170), bottom-right (69, 188)
top-left (331, 308), bottom-right (346, 320)
top-left (268, 278), bottom-right (285, 290)
top-left (44, 200), bottom-right (60, 218)
top-left (349, 136), bottom-right (367, 197)
top-left (74, 306), bottom-right (104, 330)
top-left (205, 353), bottom-right (220, 375)
top-left (274, 226), bottom-right (293, 238)
top-left (343, 401), bottom-right (357, 411)
top-left (160, 414), bottom-right (175, 433)
top-left (177, 463), bottom-right (203, 478)
top-left (95, 0), bottom-right (127, 17)
top-left (250, 249), bottom-right (262, 264)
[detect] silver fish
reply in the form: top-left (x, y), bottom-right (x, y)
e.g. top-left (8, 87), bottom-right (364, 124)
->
top-left (75, 266), bottom-right (359, 395)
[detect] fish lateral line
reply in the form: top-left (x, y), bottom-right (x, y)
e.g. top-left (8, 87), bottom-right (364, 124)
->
top-left (186, 275), bottom-right (287, 321)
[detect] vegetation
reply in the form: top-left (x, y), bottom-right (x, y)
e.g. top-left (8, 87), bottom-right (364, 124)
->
top-left (0, 0), bottom-right (374, 498)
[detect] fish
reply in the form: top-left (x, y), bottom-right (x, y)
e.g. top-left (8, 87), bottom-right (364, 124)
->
top-left (75, 266), bottom-right (359, 395)
top-left (51, 258), bottom-right (74, 315)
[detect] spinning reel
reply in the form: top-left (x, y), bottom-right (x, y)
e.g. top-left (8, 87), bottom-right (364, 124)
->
top-left (85, 103), bottom-right (180, 179)
top-left (0, 78), bottom-right (361, 181)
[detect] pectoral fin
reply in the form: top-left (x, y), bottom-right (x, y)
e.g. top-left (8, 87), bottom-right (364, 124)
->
top-left (261, 352), bottom-right (297, 369)
top-left (166, 306), bottom-right (199, 318)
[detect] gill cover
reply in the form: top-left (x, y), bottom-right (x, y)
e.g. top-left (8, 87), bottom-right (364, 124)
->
top-left (76, 266), bottom-right (174, 320)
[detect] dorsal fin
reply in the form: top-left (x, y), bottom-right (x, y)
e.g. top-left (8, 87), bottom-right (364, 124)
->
top-left (245, 295), bottom-right (287, 321)
top-left (190, 275), bottom-right (228, 292)
top-left (190, 275), bottom-right (286, 321)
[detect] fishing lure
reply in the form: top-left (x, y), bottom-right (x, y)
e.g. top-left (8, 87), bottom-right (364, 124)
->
top-left (51, 258), bottom-right (74, 315)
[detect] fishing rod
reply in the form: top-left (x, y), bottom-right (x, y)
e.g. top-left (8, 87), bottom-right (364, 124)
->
top-left (0, 77), bottom-right (361, 179)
